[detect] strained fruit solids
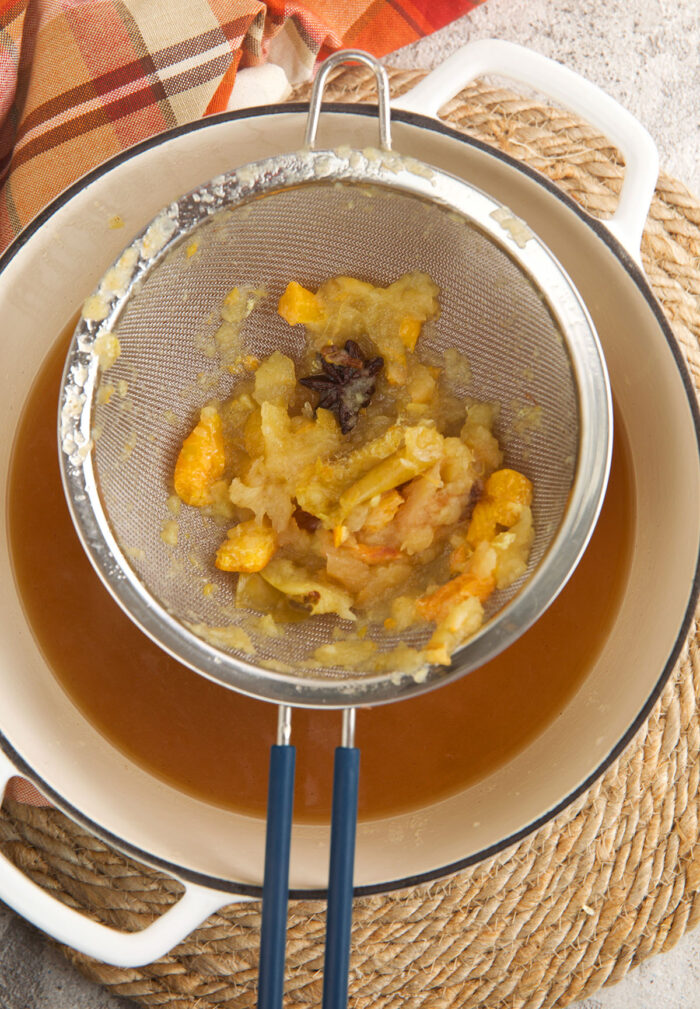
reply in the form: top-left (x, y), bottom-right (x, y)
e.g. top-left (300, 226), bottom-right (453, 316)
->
top-left (174, 272), bottom-right (534, 668)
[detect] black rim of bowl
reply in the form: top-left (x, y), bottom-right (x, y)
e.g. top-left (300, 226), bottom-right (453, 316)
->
top-left (1, 103), bottom-right (699, 900)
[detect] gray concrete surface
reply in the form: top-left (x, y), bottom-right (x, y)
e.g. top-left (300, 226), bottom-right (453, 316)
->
top-left (0, 901), bottom-right (134, 1008)
top-left (391, 0), bottom-right (700, 195)
top-left (2, 0), bottom-right (699, 1006)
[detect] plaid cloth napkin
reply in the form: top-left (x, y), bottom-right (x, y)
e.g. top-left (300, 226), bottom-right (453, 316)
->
top-left (0, 0), bottom-right (484, 255)
top-left (1, 0), bottom-right (483, 806)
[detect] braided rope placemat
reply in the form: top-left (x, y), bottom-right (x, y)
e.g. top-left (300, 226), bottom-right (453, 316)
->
top-left (2, 67), bottom-right (699, 1009)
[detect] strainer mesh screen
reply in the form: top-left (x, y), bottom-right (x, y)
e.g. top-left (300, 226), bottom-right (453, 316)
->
top-left (90, 183), bottom-right (578, 680)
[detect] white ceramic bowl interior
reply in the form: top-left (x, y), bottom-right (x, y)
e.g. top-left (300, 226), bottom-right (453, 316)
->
top-left (0, 98), bottom-right (697, 978)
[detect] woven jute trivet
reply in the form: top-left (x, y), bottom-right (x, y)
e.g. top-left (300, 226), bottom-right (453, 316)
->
top-left (2, 67), bottom-right (700, 1009)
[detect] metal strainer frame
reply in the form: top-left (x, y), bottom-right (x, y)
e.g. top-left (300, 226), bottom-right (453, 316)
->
top-left (59, 64), bottom-right (612, 714)
top-left (58, 50), bottom-right (611, 1009)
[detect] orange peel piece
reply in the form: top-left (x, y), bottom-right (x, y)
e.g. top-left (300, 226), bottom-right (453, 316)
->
top-left (349, 542), bottom-right (403, 565)
top-left (215, 520), bottom-right (277, 573)
top-left (466, 468), bottom-right (533, 545)
top-left (416, 570), bottom-right (496, 623)
top-left (277, 282), bottom-right (325, 327)
top-left (398, 315), bottom-right (421, 351)
top-left (174, 408), bottom-right (226, 507)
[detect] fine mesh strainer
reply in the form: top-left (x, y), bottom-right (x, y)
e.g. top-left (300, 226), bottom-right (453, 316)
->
top-left (58, 51), bottom-right (611, 1009)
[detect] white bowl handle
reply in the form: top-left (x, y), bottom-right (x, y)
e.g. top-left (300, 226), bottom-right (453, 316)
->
top-left (392, 38), bottom-right (658, 263)
top-left (0, 751), bottom-right (250, 967)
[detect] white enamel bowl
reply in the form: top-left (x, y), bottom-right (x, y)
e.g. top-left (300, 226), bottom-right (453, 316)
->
top-left (0, 41), bottom-right (698, 965)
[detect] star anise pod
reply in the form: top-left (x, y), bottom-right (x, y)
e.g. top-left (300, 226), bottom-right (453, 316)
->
top-left (299, 340), bottom-right (383, 433)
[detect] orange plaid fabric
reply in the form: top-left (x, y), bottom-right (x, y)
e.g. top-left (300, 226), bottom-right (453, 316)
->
top-left (0, 0), bottom-right (484, 256)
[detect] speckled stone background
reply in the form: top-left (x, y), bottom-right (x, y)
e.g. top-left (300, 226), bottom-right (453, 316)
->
top-left (2, 0), bottom-right (699, 1005)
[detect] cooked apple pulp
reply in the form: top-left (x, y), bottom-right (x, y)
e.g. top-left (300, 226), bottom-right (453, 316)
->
top-left (173, 273), bottom-right (535, 668)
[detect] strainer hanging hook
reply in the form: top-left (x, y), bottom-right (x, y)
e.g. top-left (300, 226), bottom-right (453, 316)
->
top-left (304, 49), bottom-right (392, 150)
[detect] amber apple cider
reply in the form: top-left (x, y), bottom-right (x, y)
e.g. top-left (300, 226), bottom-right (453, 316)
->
top-left (8, 332), bottom-right (634, 822)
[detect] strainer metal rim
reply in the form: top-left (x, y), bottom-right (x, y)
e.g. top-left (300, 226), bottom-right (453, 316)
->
top-left (59, 146), bottom-right (612, 709)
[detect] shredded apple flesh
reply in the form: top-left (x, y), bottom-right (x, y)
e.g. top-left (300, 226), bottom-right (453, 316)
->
top-left (173, 273), bottom-right (534, 667)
